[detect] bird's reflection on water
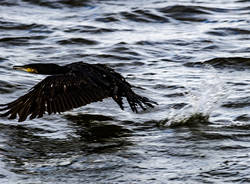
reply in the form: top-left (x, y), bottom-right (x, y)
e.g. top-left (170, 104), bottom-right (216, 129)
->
top-left (65, 114), bottom-right (132, 141)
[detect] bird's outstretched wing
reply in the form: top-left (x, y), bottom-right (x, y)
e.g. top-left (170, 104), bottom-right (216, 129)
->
top-left (0, 73), bottom-right (110, 122)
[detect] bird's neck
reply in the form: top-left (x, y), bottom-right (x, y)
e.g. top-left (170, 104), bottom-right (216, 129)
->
top-left (37, 64), bottom-right (69, 75)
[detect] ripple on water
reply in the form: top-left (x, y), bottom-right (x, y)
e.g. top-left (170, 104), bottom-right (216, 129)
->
top-left (0, 80), bottom-right (19, 94)
top-left (234, 114), bottom-right (250, 122)
top-left (0, 0), bottom-right (19, 6)
top-left (185, 57), bottom-right (250, 70)
top-left (0, 0), bottom-right (250, 183)
top-left (120, 9), bottom-right (169, 23)
top-left (0, 36), bottom-right (47, 47)
top-left (158, 5), bottom-right (211, 22)
top-left (222, 96), bottom-right (250, 109)
top-left (57, 38), bottom-right (99, 45)
top-left (0, 21), bottom-right (45, 30)
top-left (95, 14), bottom-right (120, 22)
top-left (64, 25), bottom-right (117, 34)
top-left (158, 5), bottom-right (211, 15)
top-left (206, 27), bottom-right (250, 36)
top-left (22, 0), bottom-right (91, 8)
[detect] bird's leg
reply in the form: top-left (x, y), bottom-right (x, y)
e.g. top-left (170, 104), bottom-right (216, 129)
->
top-left (112, 85), bottom-right (124, 110)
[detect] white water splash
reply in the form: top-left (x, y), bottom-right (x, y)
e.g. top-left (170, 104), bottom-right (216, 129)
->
top-left (164, 65), bottom-right (230, 126)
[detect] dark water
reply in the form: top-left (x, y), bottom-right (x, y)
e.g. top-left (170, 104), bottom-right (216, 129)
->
top-left (0, 0), bottom-right (250, 183)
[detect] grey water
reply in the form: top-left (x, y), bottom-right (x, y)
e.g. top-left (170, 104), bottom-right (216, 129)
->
top-left (0, 0), bottom-right (250, 183)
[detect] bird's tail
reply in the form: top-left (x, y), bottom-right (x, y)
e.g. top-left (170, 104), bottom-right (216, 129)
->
top-left (124, 90), bottom-right (157, 112)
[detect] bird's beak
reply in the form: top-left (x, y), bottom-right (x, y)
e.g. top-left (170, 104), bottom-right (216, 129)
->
top-left (13, 66), bottom-right (26, 71)
top-left (13, 66), bottom-right (38, 73)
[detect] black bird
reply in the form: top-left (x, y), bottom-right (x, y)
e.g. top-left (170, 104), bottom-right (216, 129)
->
top-left (0, 62), bottom-right (157, 122)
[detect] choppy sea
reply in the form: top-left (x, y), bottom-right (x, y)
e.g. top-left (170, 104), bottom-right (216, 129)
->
top-left (0, 0), bottom-right (250, 183)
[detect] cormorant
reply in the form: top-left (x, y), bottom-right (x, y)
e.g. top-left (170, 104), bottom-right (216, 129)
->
top-left (0, 62), bottom-right (157, 122)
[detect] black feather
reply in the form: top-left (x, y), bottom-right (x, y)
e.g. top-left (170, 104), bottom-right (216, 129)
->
top-left (0, 62), bottom-right (157, 121)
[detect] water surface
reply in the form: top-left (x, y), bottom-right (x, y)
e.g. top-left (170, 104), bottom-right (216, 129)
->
top-left (0, 0), bottom-right (250, 183)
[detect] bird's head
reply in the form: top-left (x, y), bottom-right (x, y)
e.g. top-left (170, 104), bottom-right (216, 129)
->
top-left (13, 63), bottom-right (66, 75)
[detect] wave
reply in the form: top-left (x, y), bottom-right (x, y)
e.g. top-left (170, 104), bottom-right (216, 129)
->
top-left (101, 5), bottom-right (217, 23)
top-left (0, 20), bottom-right (47, 31)
top-left (95, 14), bottom-right (120, 23)
top-left (0, 36), bottom-right (47, 46)
top-left (185, 57), bottom-right (250, 70)
top-left (22, 0), bottom-right (91, 8)
top-left (206, 27), bottom-right (250, 36)
top-left (234, 114), bottom-right (250, 122)
top-left (158, 5), bottom-right (212, 22)
top-left (64, 25), bottom-right (117, 34)
top-left (57, 37), bottom-right (98, 45)
top-left (120, 9), bottom-right (169, 23)
top-left (0, 0), bottom-right (19, 6)
top-left (158, 5), bottom-right (211, 15)
top-left (222, 96), bottom-right (250, 109)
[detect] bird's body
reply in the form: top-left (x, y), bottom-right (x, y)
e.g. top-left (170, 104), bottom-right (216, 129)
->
top-left (0, 62), bottom-right (156, 122)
